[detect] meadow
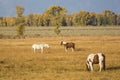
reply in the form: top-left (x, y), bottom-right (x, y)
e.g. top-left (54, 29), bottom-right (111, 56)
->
top-left (0, 27), bottom-right (120, 80)
top-left (0, 36), bottom-right (120, 80)
top-left (0, 26), bottom-right (120, 38)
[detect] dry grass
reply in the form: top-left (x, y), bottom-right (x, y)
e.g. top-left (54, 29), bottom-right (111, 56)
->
top-left (0, 36), bottom-right (120, 80)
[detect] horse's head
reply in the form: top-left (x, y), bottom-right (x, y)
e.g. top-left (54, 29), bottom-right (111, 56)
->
top-left (44, 44), bottom-right (50, 48)
top-left (61, 41), bottom-right (67, 45)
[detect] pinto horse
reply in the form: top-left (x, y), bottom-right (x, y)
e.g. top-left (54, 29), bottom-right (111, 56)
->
top-left (86, 53), bottom-right (106, 72)
top-left (61, 41), bottom-right (75, 52)
top-left (32, 44), bottom-right (50, 53)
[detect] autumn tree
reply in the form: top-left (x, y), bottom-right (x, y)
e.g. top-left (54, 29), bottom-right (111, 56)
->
top-left (117, 14), bottom-right (120, 25)
top-left (86, 12), bottom-right (97, 26)
top-left (16, 5), bottom-right (25, 36)
top-left (2, 17), bottom-right (7, 27)
top-left (44, 5), bottom-right (67, 26)
top-left (54, 26), bottom-right (61, 35)
top-left (96, 14), bottom-right (103, 26)
top-left (73, 11), bottom-right (90, 26)
top-left (65, 14), bottom-right (73, 26)
top-left (43, 14), bottom-right (50, 26)
top-left (1, 5), bottom-right (120, 27)
top-left (102, 10), bottom-right (116, 25)
top-left (0, 17), bottom-right (3, 27)
top-left (80, 11), bottom-right (90, 25)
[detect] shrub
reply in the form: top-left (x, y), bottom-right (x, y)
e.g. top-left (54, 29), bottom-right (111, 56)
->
top-left (16, 23), bottom-right (25, 36)
top-left (0, 34), bottom-right (3, 39)
top-left (54, 26), bottom-right (61, 35)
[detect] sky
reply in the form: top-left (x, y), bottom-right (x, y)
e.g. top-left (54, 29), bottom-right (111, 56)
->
top-left (0, 0), bottom-right (120, 17)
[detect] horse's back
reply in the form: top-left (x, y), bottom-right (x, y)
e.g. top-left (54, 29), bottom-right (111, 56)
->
top-left (32, 44), bottom-right (42, 49)
top-left (97, 53), bottom-right (105, 61)
top-left (87, 53), bottom-right (104, 61)
top-left (66, 42), bottom-right (75, 47)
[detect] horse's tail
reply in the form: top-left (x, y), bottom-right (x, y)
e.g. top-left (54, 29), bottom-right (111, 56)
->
top-left (102, 54), bottom-right (106, 71)
top-left (60, 41), bottom-right (62, 45)
top-left (73, 43), bottom-right (75, 50)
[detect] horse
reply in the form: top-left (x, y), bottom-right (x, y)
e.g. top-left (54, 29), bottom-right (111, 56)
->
top-left (86, 53), bottom-right (106, 72)
top-left (61, 41), bottom-right (75, 52)
top-left (32, 44), bottom-right (50, 53)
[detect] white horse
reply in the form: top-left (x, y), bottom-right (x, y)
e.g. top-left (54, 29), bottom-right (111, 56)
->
top-left (86, 53), bottom-right (106, 72)
top-left (32, 44), bottom-right (50, 53)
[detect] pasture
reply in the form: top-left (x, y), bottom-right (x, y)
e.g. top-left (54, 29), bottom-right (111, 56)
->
top-left (0, 26), bottom-right (120, 38)
top-left (0, 36), bottom-right (120, 80)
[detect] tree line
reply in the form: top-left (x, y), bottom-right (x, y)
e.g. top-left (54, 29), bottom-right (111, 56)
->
top-left (0, 5), bottom-right (120, 27)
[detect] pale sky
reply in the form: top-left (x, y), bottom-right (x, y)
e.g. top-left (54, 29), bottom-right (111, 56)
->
top-left (0, 0), bottom-right (120, 17)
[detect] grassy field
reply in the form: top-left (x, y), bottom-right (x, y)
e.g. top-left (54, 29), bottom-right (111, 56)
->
top-left (0, 26), bottom-right (120, 37)
top-left (0, 36), bottom-right (120, 80)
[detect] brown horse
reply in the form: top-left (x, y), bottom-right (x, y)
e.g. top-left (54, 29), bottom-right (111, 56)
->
top-left (61, 41), bottom-right (75, 52)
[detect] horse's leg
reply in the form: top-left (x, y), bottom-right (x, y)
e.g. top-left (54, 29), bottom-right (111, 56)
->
top-left (89, 62), bottom-right (93, 71)
top-left (99, 62), bottom-right (103, 72)
top-left (72, 45), bottom-right (75, 52)
top-left (86, 62), bottom-right (90, 71)
top-left (41, 48), bottom-right (43, 53)
top-left (33, 48), bottom-right (35, 54)
top-left (103, 57), bottom-right (106, 71)
top-left (103, 60), bottom-right (106, 71)
top-left (65, 47), bottom-right (68, 52)
top-left (72, 47), bottom-right (74, 52)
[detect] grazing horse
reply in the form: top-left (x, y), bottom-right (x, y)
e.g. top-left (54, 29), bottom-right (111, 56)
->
top-left (86, 53), bottom-right (106, 72)
top-left (32, 44), bottom-right (50, 53)
top-left (61, 41), bottom-right (75, 52)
